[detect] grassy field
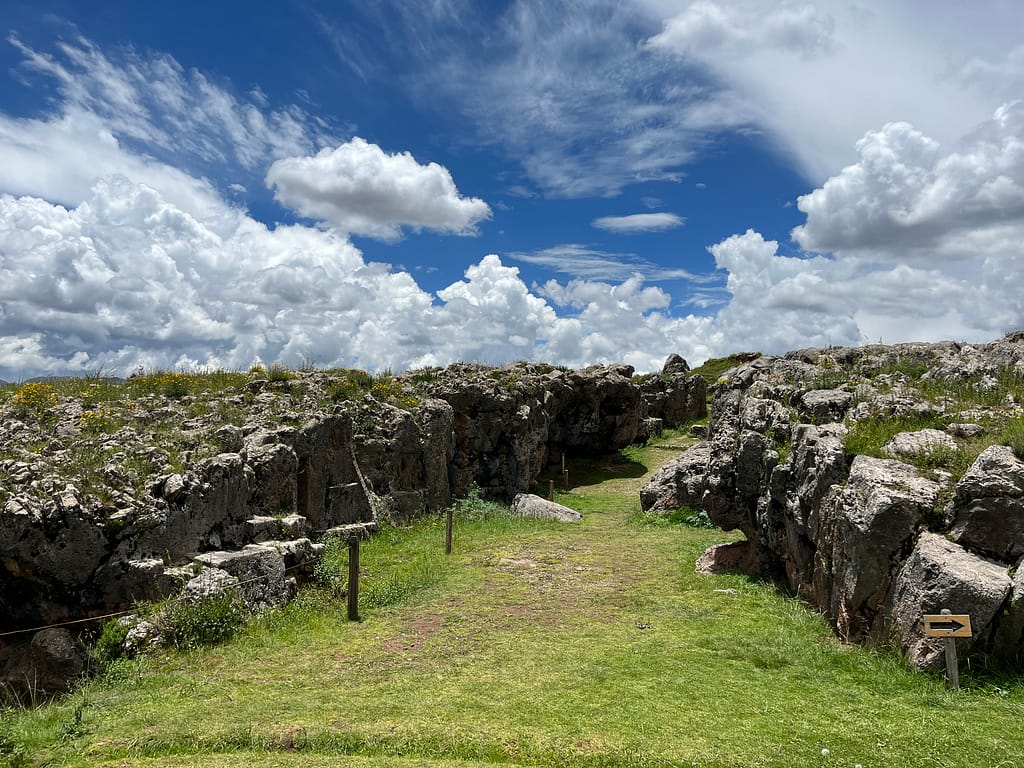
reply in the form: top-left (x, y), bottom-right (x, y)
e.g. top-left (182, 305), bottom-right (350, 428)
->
top-left (3, 433), bottom-right (1024, 768)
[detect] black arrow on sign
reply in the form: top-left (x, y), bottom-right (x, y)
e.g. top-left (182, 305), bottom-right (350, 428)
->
top-left (927, 618), bottom-right (965, 632)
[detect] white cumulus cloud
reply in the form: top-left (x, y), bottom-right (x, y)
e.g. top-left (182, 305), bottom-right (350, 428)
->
top-left (794, 102), bottom-right (1024, 255)
top-left (645, 1), bottom-right (835, 59)
top-left (266, 137), bottom-right (492, 240)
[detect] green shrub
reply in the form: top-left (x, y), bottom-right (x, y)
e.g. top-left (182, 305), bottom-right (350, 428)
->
top-left (453, 485), bottom-right (509, 522)
top-left (327, 370), bottom-right (374, 402)
top-left (91, 618), bottom-right (131, 668)
top-left (266, 364), bottom-right (295, 383)
top-left (843, 413), bottom-right (947, 459)
top-left (10, 381), bottom-right (58, 416)
top-left (157, 591), bottom-right (247, 649)
top-left (632, 505), bottom-right (715, 528)
top-left (690, 352), bottom-right (760, 382)
top-left (313, 537), bottom-right (349, 597)
top-left (408, 367), bottom-right (441, 384)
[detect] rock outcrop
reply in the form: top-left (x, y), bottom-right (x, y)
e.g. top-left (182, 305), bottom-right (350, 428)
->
top-left (0, 358), bottom-right (706, 639)
top-left (641, 333), bottom-right (1024, 669)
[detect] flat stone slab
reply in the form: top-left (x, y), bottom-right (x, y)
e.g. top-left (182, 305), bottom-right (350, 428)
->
top-left (882, 428), bottom-right (957, 458)
top-left (511, 494), bottom-right (582, 522)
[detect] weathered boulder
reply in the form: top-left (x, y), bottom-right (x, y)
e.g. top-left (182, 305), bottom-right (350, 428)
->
top-left (511, 494), bottom-right (582, 522)
top-left (138, 452), bottom-right (250, 560)
top-left (351, 399), bottom-right (454, 520)
top-left (814, 456), bottom-right (937, 640)
top-left (245, 442), bottom-right (298, 518)
top-left (948, 445), bottom-right (1024, 562)
top-left (639, 442), bottom-right (711, 514)
top-left (947, 423), bottom-right (984, 438)
top-left (0, 494), bottom-right (109, 590)
top-left (798, 389), bottom-right (854, 423)
top-left (891, 533), bottom-right (1012, 669)
top-left (882, 429), bottom-right (957, 459)
top-left (791, 423), bottom-right (848, 521)
top-left (181, 568), bottom-right (240, 603)
top-left (638, 356), bottom-right (707, 428)
top-left (662, 353), bottom-right (690, 375)
top-left (740, 398), bottom-right (790, 440)
top-left (0, 628), bottom-right (87, 702)
top-left (695, 541), bottom-right (756, 575)
top-left (95, 558), bottom-right (190, 608)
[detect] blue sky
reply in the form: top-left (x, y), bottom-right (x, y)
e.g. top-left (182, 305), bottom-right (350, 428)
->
top-left (0, 1), bottom-right (1022, 379)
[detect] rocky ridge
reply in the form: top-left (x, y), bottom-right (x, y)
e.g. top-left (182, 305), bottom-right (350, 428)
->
top-left (641, 333), bottom-right (1024, 669)
top-left (0, 360), bottom-right (705, 638)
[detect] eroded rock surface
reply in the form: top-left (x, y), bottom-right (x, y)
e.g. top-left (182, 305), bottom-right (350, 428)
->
top-left (0, 358), bottom-right (706, 636)
top-left (640, 331), bottom-right (1024, 668)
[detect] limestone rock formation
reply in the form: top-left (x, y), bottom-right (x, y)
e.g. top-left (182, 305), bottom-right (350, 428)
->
top-left (0, 357), bottom-right (705, 643)
top-left (948, 445), bottom-right (1024, 561)
top-left (891, 533), bottom-right (1012, 669)
top-left (640, 331), bottom-right (1024, 668)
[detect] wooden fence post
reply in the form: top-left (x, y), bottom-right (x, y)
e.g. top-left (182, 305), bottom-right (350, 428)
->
top-left (347, 538), bottom-right (360, 621)
top-left (445, 501), bottom-right (455, 555)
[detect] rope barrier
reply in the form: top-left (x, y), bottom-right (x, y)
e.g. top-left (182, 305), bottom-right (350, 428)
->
top-left (0, 558), bottom-right (314, 639)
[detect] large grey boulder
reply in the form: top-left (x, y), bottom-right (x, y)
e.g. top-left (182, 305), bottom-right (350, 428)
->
top-left (181, 567), bottom-right (241, 603)
top-left (891, 533), bottom-right (1012, 669)
top-left (740, 398), bottom-right (791, 440)
top-left (639, 442), bottom-right (710, 514)
top-left (0, 628), bottom-right (87, 702)
top-left (798, 389), bottom-right (854, 423)
top-left (814, 456), bottom-right (937, 640)
top-left (511, 494), bottom-right (582, 522)
top-left (791, 423), bottom-right (848, 520)
top-left (948, 445), bottom-right (1024, 562)
top-left (638, 359), bottom-right (707, 428)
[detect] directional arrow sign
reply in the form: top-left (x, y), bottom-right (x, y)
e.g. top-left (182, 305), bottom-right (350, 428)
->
top-left (922, 614), bottom-right (972, 638)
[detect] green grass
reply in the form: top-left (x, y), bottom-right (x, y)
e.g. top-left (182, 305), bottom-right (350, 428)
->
top-left (4, 434), bottom-right (1024, 768)
top-left (690, 353), bottom-right (761, 385)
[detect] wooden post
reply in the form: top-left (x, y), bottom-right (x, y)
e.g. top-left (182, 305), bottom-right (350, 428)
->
top-left (445, 501), bottom-right (455, 555)
top-left (347, 538), bottom-right (360, 621)
top-left (563, 468), bottom-right (569, 491)
top-left (942, 608), bottom-right (960, 690)
top-left (548, 479), bottom-right (554, 500)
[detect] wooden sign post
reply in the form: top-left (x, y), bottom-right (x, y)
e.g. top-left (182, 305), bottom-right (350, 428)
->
top-left (922, 609), bottom-right (972, 690)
